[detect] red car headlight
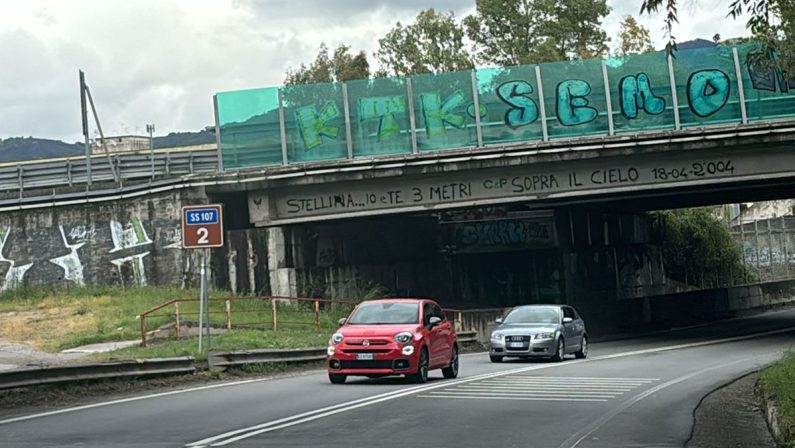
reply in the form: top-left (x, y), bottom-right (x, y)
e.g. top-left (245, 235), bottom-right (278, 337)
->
top-left (394, 332), bottom-right (412, 345)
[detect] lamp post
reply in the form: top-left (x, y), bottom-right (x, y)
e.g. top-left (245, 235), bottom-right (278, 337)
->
top-left (146, 123), bottom-right (155, 179)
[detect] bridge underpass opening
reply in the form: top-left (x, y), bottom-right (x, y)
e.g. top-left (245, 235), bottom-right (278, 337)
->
top-left (227, 193), bottom-right (795, 338)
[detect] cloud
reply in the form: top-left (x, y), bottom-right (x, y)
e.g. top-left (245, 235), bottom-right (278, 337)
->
top-left (0, 0), bottom-right (752, 143)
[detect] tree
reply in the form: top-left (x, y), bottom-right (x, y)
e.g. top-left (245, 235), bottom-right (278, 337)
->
top-left (616, 15), bottom-right (655, 56)
top-left (285, 43), bottom-right (369, 85)
top-left (653, 208), bottom-right (751, 288)
top-left (464, 0), bottom-right (611, 66)
top-left (376, 8), bottom-right (474, 76)
top-left (640, 0), bottom-right (794, 71)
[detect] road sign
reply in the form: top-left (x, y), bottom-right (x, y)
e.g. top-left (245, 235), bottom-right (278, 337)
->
top-left (182, 204), bottom-right (224, 248)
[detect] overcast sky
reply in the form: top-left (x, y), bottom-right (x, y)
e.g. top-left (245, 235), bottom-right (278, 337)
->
top-left (0, 0), bottom-right (749, 143)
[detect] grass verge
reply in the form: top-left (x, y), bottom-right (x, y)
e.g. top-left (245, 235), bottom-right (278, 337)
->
top-left (0, 286), bottom-right (351, 353)
top-left (759, 350), bottom-right (795, 447)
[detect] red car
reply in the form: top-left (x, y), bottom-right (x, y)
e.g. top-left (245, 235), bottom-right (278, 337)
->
top-left (326, 298), bottom-right (459, 384)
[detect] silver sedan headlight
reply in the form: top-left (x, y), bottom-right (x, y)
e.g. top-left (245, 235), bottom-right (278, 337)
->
top-left (534, 332), bottom-right (555, 340)
top-left (491, 332), bottom-right (503, 340)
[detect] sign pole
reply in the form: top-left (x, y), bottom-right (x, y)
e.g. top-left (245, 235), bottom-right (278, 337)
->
top-left (198, 254), bottom-right (205, 352)
top-left (180, 203), bottom-right (224, 353)
top-left (205, 248), bottom-right (211, 349)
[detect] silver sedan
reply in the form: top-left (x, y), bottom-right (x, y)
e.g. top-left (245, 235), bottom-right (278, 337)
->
top-left (489, 305), bottom-right (588, 362)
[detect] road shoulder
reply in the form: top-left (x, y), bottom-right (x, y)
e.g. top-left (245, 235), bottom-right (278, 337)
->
top-left (687, 371), bottom-right (776, 448)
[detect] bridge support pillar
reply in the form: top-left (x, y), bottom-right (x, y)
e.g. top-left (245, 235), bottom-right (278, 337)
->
top-left (266, 226), bottom-right (297, 297)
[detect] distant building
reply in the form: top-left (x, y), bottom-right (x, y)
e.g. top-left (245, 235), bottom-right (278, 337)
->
top-left (90, 135), bottom-right (150, 155)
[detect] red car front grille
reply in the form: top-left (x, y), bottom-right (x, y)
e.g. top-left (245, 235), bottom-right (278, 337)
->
top-left (346, 339), bottom-right (389, 346)
top-left (341, 349), bottom-right (391, 354)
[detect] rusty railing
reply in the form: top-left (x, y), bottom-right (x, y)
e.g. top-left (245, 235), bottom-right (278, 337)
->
top-left (139, 295), bottom-right (357, 347)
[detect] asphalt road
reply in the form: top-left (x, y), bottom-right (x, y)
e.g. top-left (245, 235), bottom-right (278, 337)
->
top-left (1, 308), bottom-right (794, 448)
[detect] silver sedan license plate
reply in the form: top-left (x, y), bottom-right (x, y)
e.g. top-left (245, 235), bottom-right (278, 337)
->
top-left (356, 353), bottom-right (375, 360)
top-left (509, 342), bottom-right (524, 348)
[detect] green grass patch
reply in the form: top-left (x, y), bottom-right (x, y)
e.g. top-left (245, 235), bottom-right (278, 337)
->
top-left (0, 286), bottom-right (353, 353)
top-left (760, 350), bottom-right (795, 447)
top-left (90, 329), bottom-right (331, 362)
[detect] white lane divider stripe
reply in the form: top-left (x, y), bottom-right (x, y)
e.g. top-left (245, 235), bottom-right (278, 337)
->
top-left (428, 390), bottom-right (618, 398)
top-left (452, 387), bottom-right (628, 395)
top-left (512, 376), bottom-right (659, 381)
top-left (417, 395), bottom-right (610, 402)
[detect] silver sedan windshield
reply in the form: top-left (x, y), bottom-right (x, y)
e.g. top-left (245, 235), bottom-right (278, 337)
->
top-left (503, 307), bottom-right (560, 324)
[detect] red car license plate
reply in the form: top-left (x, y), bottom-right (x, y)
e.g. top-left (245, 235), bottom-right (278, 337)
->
top-left (356, 353), bottom-right (375, 360)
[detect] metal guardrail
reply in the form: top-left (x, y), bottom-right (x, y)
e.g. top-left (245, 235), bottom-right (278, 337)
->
top-left (0, 357), bottom-right (196, 390)
top-left (0, 146), bottom-right (218, 195)
top-left (208, 348), bottom-right (326, 371)
top-left (457, 331), bottom-right (478, 344)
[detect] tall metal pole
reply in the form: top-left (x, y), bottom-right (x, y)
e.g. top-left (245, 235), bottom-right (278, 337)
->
top-left (198, 254), bottom-right (205, 352)
top-left (205, 248), bottom-right (211, 349)
top-left (80, 70), bottom-right (92, 187)
top-left (147, 123), bottom-right (155, 179)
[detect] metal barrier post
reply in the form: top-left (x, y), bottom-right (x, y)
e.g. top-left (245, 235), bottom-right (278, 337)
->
top-left (175, 302), bottom-right (181, 340)
top-left (315, 300), bottom-right (321, 333)
top-left (271, 298), bottom-right (277, 331)
top-left (140, 314), bottom-right (147, 347)
top-left (226, 300), bottom-right (232, 330)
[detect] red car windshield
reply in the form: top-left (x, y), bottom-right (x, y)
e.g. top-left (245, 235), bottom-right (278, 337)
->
top-left (347, 302), bottom-right (419, 325)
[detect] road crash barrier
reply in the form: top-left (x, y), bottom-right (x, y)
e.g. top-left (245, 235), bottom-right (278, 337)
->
top-left (457, 331), bottom-right (479, 344)
top-left (0, 357), bottom-right (196, 390)
top-left (208, 348), bottom-right (327, 372)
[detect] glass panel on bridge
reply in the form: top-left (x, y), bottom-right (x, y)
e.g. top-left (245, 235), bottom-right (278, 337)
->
top-left (281, 82), bottom-right (348, 163)
top-left (476, 65), bottom-right (544, 145)
top-left (672, 46), bottom-right (743, 127)
top-left (605, 51), bottom-right (675, 134)
top-left (214, 44), bottom-right (795, 171)
top-left (346, 77), bottom-right (413, 157)
top-left (736, 44), bottom-right (795, 121)
top-left (409, 69), bottom-right (479, 152)
top-left (216, 86), bottom-right (282, 169)
top-left (539, 58), bottom-right (610, 139)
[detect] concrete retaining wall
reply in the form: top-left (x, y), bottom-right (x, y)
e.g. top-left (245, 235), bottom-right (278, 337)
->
top-left (455, 279), bottom-right (795, 342)
top-left (0, 187), bottom-right (208, 290)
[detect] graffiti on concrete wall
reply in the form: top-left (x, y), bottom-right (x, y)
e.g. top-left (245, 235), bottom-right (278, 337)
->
top-left (0, 215), bottom-right (182, 291)
top-left (67, 224), bottom-right (97, 244)
top-left (0, 227), bottom-right (33, 291)
top-left (50, 226), bottom-right (86, 286)
top-left (109, 217), bottom-right (153, 286)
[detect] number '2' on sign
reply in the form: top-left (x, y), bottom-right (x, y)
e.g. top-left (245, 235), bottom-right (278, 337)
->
top-left (182, 205), bottom-right (224, 249)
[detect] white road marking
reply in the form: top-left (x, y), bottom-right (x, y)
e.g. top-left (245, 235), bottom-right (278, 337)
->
top-left (421, 376), bottom-right (655, 402)
top-left (427, 390), bottom-right (616, 399)
top-left (417, 395), bottom-right (610, 402)
top-left (454, 386), bottom-right (629, 395)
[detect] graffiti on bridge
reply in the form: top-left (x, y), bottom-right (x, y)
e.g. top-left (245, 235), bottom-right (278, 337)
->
top-left (451, 220), bottom-right (555, 252)
top-left (293, 67), bottom-right (748, 149)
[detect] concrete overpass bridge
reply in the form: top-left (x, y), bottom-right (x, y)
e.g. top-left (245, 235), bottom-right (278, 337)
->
top-left (1, 44), bottom-right (795, 333)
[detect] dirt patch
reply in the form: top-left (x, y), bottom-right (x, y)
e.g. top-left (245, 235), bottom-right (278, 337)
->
top-left (0, 299), bottom-right (105, 350)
